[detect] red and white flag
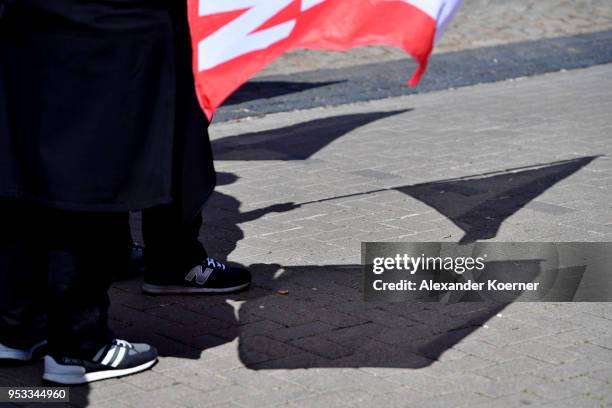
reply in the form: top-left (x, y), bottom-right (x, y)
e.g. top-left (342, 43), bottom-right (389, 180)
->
top-left (188, 0), bottom-right (463, 119)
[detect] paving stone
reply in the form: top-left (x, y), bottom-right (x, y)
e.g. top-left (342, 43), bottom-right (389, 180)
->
top-left (477, 393), bottom-right (547, 408)
top-left (408, 391), bottom-right (494, 408)
top-left (542, 395), bottom-right (607, 408)
top-left (288, 387), bottom-right (372, 408)
top-left (471, 357), bottom-right (552, 380)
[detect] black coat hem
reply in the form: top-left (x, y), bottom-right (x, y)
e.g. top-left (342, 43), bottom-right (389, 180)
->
top-left (0, 191), bottom-right (174, 213)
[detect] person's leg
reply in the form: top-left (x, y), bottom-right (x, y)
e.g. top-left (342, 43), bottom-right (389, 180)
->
top-left (41, 207), bottom-right (157, 384)
top-left (114, 213), bottom-right (145, 280)
top-left (139, 0), bottom-right (208, 287)
top-left (0, 199), bottom-right (47, 360)
top-left (43, 208), bottom-right (120, 358)
top-left (141, 204), bottom-right (207, 285)
top-left (137, 2), bottom-right (250, 295)
top-left (141, 205), bottom-right (251, 294)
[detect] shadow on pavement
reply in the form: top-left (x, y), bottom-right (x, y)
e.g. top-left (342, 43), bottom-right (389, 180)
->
top-left (223, 81), bottom-right (344, 106)
top-left (196, 173), bottom-right (301, 259)
top-left (396, 156), bottom-right (598, 243)
top-left (213, 110), bottom-right (410, 160)
top-left (236, 262), bottom-right (505, 369)
top-left (204, 156), bottom-right (598, 368)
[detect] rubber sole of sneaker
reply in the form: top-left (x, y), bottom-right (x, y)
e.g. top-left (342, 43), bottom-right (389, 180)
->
top-left (42, 356), bottom-right (157, 385)
top-left (141, 282), bottom-right (250, 295)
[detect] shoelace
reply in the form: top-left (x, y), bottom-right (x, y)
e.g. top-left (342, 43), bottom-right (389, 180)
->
top-left (93, 339), bottom-right (133, 364)
top-left (205, 257), bottom-right (226, 271)
top-left (113, 339), bottom-right (133, 349)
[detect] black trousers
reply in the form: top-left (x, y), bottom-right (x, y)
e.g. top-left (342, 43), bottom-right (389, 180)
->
top-left (0, 201), bottom-right (207, 356)
top-left (141, 204), bottom-right (207, 284)
top-left (0, 199), bottom-right (122, 358)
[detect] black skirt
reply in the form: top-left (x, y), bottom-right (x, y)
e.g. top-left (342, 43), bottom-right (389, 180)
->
top-left (0, 0), bottom-right (216, 218)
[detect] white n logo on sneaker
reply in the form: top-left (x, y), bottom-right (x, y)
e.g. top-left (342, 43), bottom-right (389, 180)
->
top-left (185, 265), bottom-right (214, 285)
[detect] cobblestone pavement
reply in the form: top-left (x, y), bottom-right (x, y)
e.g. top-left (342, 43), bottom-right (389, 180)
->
top-left (260, 0), bottom-right (612, 76)
top-left (2, 64), bottom-right (610, 407)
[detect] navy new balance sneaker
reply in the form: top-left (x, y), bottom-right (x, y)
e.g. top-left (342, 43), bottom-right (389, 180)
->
top-left (43, 339), bottom-right (157, 384)
top-left (142, 257), bottom-right (251, 295)
top-left (0, 340), bottom-right (47, 361)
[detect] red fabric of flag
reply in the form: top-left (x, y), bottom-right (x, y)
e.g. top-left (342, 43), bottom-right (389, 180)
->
top-left (187, 0), bottom-right (461, 119)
